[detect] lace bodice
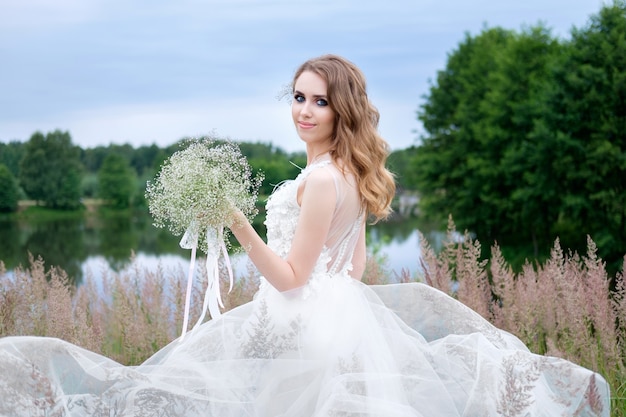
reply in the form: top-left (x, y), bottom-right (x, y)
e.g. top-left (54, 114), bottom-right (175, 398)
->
top-left (264, 159), bottom-right (363, 282)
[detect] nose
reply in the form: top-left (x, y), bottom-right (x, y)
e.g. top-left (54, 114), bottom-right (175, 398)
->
top-left (298, 100), bottom-right (312, 118)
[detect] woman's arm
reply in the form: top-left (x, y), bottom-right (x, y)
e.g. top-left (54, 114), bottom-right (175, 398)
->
top-left (229, 168), bottom-right (336, 292)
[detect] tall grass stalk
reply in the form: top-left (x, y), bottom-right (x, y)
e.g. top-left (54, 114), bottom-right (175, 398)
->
top-left (418, 222), bottom-right (625, 416)
top-left (1, 227), bottom-right (625, 415)
top-left (0, 254), bottom-right (259, 365)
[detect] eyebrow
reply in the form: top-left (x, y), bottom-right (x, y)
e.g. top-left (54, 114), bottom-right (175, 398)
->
top-left (293, 89), bottom-right (327, 99)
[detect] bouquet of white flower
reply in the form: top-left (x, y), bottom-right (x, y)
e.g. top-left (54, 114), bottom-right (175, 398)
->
top-left (146, 138), bottom-right (263, 338)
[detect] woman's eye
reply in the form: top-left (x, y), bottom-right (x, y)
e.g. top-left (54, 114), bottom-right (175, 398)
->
top-left (316, 99), bottom-right (328, 107)
top-left (294, 94), bottom-right (305, 103)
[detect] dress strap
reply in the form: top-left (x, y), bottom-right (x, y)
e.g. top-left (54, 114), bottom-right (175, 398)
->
top-left (298, 159), bottom-right (332, 179)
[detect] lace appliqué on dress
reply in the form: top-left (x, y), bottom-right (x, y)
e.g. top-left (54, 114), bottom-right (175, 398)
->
top-left (241, 299), bottom-right (302, 359)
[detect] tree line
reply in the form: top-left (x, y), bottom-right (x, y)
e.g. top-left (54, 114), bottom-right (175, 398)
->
top-left (407, 1), bottom-right (626, 272)
top-left (0, 132), bottom-right (310, 212)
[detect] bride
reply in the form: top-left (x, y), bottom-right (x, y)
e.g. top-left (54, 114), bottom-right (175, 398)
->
top-left (0, 54), bottom-right (610, 416)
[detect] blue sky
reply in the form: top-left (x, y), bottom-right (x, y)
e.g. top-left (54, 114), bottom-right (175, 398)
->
top-left (0, 0), bottom-right (605, 152)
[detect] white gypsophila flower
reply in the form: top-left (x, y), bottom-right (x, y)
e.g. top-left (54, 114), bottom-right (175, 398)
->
top-left (145, 138), bottom-right (263, 253)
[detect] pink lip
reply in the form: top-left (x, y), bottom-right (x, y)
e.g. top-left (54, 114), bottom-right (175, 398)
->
top-left (298, 121), bottom-right (315, 129)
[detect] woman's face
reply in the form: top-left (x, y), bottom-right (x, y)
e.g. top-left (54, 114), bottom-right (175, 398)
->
top-left (291, 71), bottom-right (335, 148)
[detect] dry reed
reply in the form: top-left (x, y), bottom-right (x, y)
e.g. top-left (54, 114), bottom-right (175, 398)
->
top-left (417, 222), bottom-right (625, 416)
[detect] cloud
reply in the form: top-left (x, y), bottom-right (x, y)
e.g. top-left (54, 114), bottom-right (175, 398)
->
top-left (1, 96), bottom-right (295, 148)
top-left (0, 0), bottom-right (604, 152)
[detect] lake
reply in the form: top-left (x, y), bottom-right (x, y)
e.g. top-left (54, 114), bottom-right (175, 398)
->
top-left (0, 210), bottom-right (442, 285)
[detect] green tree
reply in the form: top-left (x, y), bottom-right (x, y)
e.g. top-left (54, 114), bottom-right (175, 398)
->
top-left (132, 144), bottom-right (162, 176)
top-left (19, 130), bottom-right (82, 209)
top-left (18, 132), bottom-right (46, 203)
top-left (80, 145), bottom-right (110, 173)
top-left (414, 2), bottom-right (626, 270)
top-left (413, 27), bottom-right (513, 233)
top-left (388, 146), bottom-right (419, 191)
top-left (239, 141), bottom-right (306, 196)
top-left (0, 141), bottom-right (25, 177)
top-left (0, 163), bottom-right (19, 212)
top-left (535, 1), bottom-right (626, 269)
top-left (475, 26), bottom-right (563, 260)
top-left (98, 153), bottom-right (136, 208)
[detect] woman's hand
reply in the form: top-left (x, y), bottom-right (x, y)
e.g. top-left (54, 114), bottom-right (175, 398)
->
top-left (224, 199), bottom-right (247, 230)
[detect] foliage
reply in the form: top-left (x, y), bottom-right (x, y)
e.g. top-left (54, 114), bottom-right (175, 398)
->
top-left (80, 144), bottom-right (111, 173)
top-left (79, 138), bottom-right (306, 200)
top-left (17, 132), bottom-right (46, 203)
top-left (0, 164), bottom-right (19, 213)
top-left (130, 143), bottom-right (165, 176)
top-left (415, 26), bottom-right (514, 236)
top-left (2, 129), bottom-right (324, 211)
top-left (98, 153), bottom-right (136, 208)
top-left (414, 3), bottom-right (626, 271)
top-left (540, 1), bottom-right (626, 271)
top-left (0, 141), bottom-right (24, 178)
top-left (239, 141), bottom-right (306, 196)
top-left (18, 130), bottom-right (82, 209)
top-left (388, 146), bottom-right (419, 191)
top-left (81, 142), bottom-right (172, 178)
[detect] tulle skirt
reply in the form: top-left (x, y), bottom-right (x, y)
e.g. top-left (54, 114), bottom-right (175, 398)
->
top-left (0, 276), bottom-right (611, 416)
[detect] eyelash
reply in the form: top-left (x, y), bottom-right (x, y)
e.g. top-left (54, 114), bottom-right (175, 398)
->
top-left (293, 94), bottom-right (328, 107)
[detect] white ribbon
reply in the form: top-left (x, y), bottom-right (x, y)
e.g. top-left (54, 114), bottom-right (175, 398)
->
top-left (179, 223), bottom-right (234, 341)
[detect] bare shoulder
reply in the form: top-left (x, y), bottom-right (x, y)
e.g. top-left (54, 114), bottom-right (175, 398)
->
top-left (304, 165), bottom-right (336, 187)
top-left (297, 165), bottom-right (337, 205)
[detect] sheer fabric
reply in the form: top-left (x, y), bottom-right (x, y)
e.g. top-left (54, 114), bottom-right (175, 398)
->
top-left (0, 159), bottom-right (610, 416)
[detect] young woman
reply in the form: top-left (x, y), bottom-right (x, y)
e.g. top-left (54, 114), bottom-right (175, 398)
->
top-left (229, 55), bottom-right (394, 292)
top-left (0, 55), bottom-right (610, 416)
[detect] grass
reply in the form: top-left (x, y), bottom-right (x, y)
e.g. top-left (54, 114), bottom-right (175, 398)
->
top-left (0, 223), bottom-right (624, 415)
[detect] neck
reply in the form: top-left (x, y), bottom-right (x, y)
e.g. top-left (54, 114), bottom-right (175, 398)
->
top-left (306, 147), bottom-right (332, 166)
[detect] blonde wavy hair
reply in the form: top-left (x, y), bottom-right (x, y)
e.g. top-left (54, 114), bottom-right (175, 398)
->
top-left (293, 54), bottom-right (396, 222)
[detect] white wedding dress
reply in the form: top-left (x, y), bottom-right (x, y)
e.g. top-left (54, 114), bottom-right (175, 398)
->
top-left (0, 160), bottom-right (611, 416)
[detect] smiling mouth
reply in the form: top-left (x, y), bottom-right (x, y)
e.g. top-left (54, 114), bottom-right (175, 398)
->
top-left (298, 121), bottom-right (315, 128)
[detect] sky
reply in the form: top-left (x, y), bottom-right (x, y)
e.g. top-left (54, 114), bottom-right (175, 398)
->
top-left (0, 0), bottom-right (607, 153)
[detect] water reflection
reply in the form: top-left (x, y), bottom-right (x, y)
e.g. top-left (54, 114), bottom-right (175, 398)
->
top-left (0, 211), bottom-right (433, 284)
top-left (1, 218), bottom-right (87, 280)
top-left (0, 220), bottom-right (21, 264)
